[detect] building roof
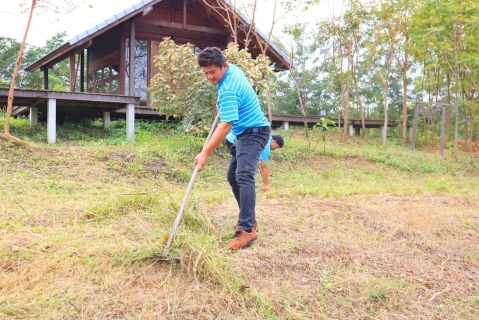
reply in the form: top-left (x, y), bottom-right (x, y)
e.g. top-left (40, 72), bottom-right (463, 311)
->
top-left (25, 0), bottom-right (293, 72)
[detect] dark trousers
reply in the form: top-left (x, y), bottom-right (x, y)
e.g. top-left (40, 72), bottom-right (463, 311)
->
top-left (227, 131), bottom-right (269, 231)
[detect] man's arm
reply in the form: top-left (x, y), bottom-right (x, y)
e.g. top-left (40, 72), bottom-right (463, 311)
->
top-left (260, 160), bottom-right (270, 191)
top-left (194, 121), bottom-right (232, 171)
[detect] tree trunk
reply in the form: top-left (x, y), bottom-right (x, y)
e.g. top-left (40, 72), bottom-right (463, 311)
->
top-left (383, 86), bottom-right (388, 149)
top-left (343, 55), bottom-right (351, 136)
top-left (463, 102), bottom-right (468, 150)
top-left (446, 73), bottom-right (452, 139)
top-left (401, 69), bottom-right (408, 144)
top-left (265, 87), bottom-right (273, 125)
top-left (4, 0), bottom-right (37, 135)
top-left (338, 77), bottom-right (345, 131)
top-left (0, 132), bottom-right (39, 150)
top-left (290, 69), bottom-right (309, 140)
top-left (352, 68), bottom-right (365, 135)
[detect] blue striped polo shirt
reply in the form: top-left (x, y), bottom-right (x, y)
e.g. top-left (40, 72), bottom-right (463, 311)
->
top-left (217, 64), bottom-right (270, 136)
top-left (226, 133), bottom-right (273, 163)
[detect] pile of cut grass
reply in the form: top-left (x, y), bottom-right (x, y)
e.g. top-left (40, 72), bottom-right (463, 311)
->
top-left (1, 123), bottom-right (478, 319)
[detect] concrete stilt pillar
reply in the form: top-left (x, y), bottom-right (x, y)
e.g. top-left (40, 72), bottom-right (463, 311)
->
top-left (47, 99), bottom-right (56, 144)
top-left (103, 111), bottom-right (111, 129)
top-left (283, 121), bottom-right (289, 131)
top-left (30, 107), bottom-right (38, 124)
top-left (378, 125), bottom-right (384, 138)
top-left (407, 126), bottom-right (412, 137)
top-left (349, 124), bottom-right (354, 136)
top-left (126, 103), bottom-right (135, 141)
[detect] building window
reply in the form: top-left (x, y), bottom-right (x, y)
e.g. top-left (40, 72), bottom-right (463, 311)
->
top-left (125, 38), bottom-right (148, 106)
top-left (87, 64), bottom-right (120, 94)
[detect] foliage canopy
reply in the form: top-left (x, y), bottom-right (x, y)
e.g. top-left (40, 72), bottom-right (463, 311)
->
top-left (149, 39), bottom-right (273, 133)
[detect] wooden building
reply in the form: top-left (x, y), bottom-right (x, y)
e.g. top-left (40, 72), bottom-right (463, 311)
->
top-left (25, 0), bottom-right (291, 110)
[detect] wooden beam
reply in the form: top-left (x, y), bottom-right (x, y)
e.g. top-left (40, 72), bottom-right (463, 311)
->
top-left (183, 0), bottom-right (187, 27)
top-left (74, 39), bottom-right (92, 53)
top-left (30, 99), bottom-right (47, 109)
top-left (143, 5), bottom-right (153, 16)
top-left (38, 40), bottom-right (91, 71)
top-left (119, 25), bottom-right (126, 95)
top-left (170, 0), bottom-right (176, 22)
top-left (129, 21), bottom-right (135, 96)
top-left (138, 18), bottom-right (229, 35)
top-left (44, 68), bottom-right (48, 90)
top-left (70, 52), bottom-right (76, 92)
top-left (80, 50), bottom-right (85, 92)
top-left (42, 40), bottom-right (92, 71)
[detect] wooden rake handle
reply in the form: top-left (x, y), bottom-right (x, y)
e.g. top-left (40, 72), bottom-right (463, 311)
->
top-left (160, 113), bottom-right (220, 258)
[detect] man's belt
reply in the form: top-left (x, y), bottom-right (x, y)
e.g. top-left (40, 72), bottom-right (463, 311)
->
top-left (236, 126), bottom-right (270, 139)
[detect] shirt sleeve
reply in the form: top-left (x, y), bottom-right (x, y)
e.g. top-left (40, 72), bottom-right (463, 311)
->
top-left (260, 146), bottom-right (271, 163)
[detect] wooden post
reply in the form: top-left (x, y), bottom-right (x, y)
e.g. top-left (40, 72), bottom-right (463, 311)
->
top-left (170, 0), bottom-right (176, 22)
top-left (70, 52), bottom-right (76, 92)
top-left (411, 94), bottom-right (420, 152)
top-left (43, 68), bottom-right (48, 90)
top-left (183, 0), bottom-right (187, 27)
top-left (80, 50), bottom-right (85, 92)
top-left (129, 21), bottom-right (135, 96)
top-left (119, 26), bottom-right (126, 95)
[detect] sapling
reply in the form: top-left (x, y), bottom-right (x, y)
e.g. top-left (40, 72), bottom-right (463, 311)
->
top-left (314, 117), bottom-right (336, 155)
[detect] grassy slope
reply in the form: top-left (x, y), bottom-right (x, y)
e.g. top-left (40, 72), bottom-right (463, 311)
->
top-left (1, 121), bottom-right (478, 319)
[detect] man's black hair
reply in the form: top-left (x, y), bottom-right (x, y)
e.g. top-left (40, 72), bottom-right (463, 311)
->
top-left (198, 47), bottom-right (226, 68)
top-left (272, 135), bottom-right (284, 148)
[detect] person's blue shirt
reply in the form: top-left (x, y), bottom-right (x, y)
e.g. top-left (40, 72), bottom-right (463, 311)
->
top-left (217, 64), bottom-right (269, 136)
top-left (227, 132), bottom-right (272, 163)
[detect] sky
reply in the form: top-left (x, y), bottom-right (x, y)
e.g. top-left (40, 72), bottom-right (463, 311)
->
top-left (0, 0), bottom-right (344, 47)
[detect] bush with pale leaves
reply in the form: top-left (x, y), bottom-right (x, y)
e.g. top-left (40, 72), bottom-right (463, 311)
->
top-left (149, 39), bottom-right (272, 134)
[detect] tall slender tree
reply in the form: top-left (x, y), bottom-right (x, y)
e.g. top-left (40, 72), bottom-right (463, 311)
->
top-left (1, 0), bottom-right (77, 148)
top-left (365, 0), bottom-right (401, 148)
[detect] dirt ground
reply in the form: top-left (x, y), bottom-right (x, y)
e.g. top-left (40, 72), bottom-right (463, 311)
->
top-left (212, 194), bottom-right (479, 319)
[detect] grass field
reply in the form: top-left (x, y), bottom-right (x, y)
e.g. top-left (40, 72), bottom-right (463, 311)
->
top-left (1, 119), bottom-right (479, 319)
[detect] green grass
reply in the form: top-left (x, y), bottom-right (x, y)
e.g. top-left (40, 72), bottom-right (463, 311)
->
top-left (1, 119), bottom-right (479, 319)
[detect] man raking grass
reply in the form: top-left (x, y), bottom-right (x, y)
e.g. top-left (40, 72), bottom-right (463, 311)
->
top-left (195, 47), bottom-right (270, 250)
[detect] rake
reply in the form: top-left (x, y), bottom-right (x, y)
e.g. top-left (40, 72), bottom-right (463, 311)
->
top-left (158, 112), bottom-right (220, 261)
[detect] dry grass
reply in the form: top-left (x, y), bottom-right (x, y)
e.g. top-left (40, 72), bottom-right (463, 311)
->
top-left (213, 195), bottom-right (479, 319)
top-left (1, 134), bottom-right (479, 319)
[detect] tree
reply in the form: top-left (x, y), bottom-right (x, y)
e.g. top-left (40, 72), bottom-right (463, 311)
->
top-left (250, 0), bottom-right (296, 124)
top-left (410, 0), bottom-right (479, 151)
top-left (1, 0), bottom-right (77, 148)
top-left (347, 0), bottom-right (369, 136)
top-left (0, 32), bottom-right (69, 90)
top-left (394, 0), bottom-right (418, 144)
top-left (364, 1), bottom-right (401, 148)
top-left (283, 23), bottom-right (320, 140)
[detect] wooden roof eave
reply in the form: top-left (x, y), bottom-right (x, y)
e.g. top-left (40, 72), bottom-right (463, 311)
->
top-left (25, 0), bottom-right (162, 72)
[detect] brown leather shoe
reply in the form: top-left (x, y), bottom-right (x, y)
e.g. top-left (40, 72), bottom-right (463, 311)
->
top-left (233, 221), bottom-right (258, 232)
top-left (227, 229), bottom-right (258, 250)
